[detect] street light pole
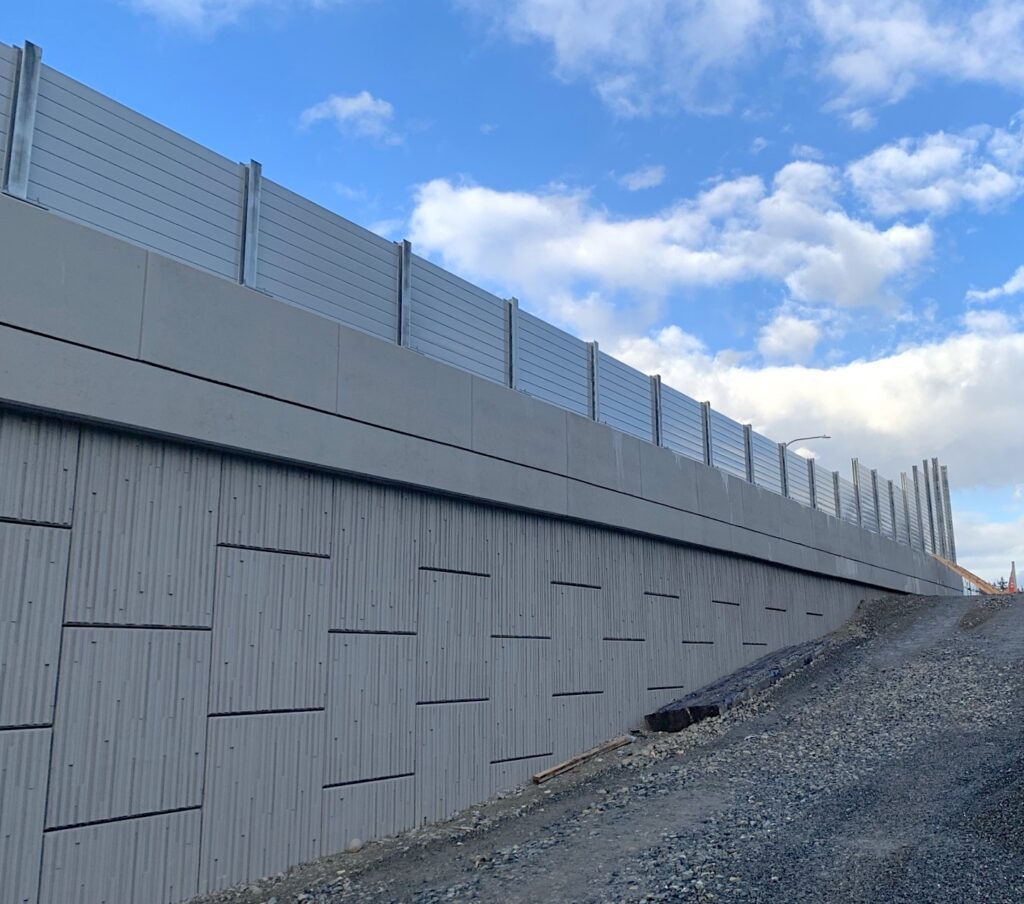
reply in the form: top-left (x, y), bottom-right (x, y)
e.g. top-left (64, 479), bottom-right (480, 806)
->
top-left (783, 434), bottom-right (831, 448)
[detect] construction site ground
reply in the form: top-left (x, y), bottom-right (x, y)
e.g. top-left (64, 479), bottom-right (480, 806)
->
top-left (193, 592), bottom-right (1024, 904)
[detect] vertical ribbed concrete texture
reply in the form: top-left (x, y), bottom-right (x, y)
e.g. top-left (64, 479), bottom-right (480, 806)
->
top-left (0, 409), bottom-right (943, 904)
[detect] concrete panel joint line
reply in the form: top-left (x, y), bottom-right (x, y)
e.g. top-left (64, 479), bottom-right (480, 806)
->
top-left (4, 40), bottom-right (42, 198)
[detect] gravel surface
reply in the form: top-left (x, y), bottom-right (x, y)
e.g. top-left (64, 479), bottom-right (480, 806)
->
top-left (194, 592), bottom-right (1024, 904)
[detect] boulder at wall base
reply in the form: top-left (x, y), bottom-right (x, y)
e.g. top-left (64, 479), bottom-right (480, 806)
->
top-left (645, 700), bottom-right (723, 733)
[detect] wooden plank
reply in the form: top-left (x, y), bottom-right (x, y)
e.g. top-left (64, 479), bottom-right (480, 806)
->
top-left (531, 735), bottom-right (632, 784)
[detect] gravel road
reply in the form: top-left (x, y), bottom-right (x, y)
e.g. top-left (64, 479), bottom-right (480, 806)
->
top-left (196, 592), bottom-right (1024, 904)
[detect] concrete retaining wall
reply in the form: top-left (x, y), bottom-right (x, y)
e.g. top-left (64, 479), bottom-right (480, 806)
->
top-left (0, 193), bottom-right (961, 904)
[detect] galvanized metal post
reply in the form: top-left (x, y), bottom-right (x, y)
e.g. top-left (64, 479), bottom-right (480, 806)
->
top-left (833, 471), bottom-right (843, 521)
top-left (940, 464), bottom-right (956, 562)
top-left (397, 240), bottom-right (412, 347)
top-left (920, 460), bottom-right (937, 554)
top-left (700, 402), bottom-right (713, 466)
top-left (650, 375), bottom-right (663, 446)
top-left (900, 474), bottom-right (914, 546)
top-left (931, 458), bottom-right (947, 558)
top-left (851, 459), bottom-right (863, 526)
top-left (870, 469), bottom-right (882, 534)
top-left (506, 297), bottom-right (520, 390)
top-left (908, 469), bottom-right (923, 550)
top-left (742, 424), bottom-right (754, 483)
top-left (240, 160), bottom-right (262, 286)
top-left (588, 341), bottom-right (600, 421)
top-left (808, 457), bottom-right (817, 509)
top-left (887, 480), bottom-right (898, 541)
top-left (778, 442), bottom-right (789, 498)
top-left (4, 41), bottom-right (42, 199)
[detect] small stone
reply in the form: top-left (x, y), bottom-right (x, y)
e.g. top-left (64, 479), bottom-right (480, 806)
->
top-left (346, 838), bottom-right (363, 853)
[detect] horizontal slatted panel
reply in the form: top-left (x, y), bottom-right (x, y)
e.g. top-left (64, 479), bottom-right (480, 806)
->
top-left (596, 351), bottom-right (652, 441)
top-left (29, 65), bottom-right (244, 279)
top-left (785, 449), bottom-right (812, 507)
top-left (42, 809), bottom-right (201, 904)
top-left (408, 254), bottom-right (508, 383)
top-left (0, 728), bottom-right (49, 904)
top-left (517, 311), bottom-right (589, 416)
top-left (904, 474), bottom-right (923, 550)
top-left (257, 180), bottom-right (399, 340)
top-left (837, 475), bottom-right (859, 525)
top-left (877, 477), bottom-right (895, 539)
top-left (855, 462), bottom-right (878, 532)
top-left (814, 467), bottom-right (837, 517)
top-left (47, 628), bottom-right (210, 829)
top-left (0, 523), bottom-right (69, 728)
top-left (709, 410), bottom-right (747, 480)
top-left (660, 385), bottom-right (705, 462)
top-left (0, 44), bottom-right (16, 187)
top-left (750, 430), bottom-right (782, 494)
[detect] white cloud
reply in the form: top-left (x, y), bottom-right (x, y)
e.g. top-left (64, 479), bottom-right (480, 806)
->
top-left (846, 108), bottom-right (877, 131)
top-left (299, 91), bottom-right (401, 144)
top-left (751, 136), bottom-right (769, 154)
top-left (615, 317), bottom-right (1024, 490)
top-left (791, 143), bottom-right (823, 160)
top-left (409, 163), bottom-right (931, 337)
top-left (126, 0), bottom-right (344, 29)
top-left (618, 164), bottom-right (666, 190)
top-left (463, 0), bottom-right (772, 115)
top-left (757, 313), bottom-right (823, 363)
top-left (953, 511), bottom-right (1024, 585)
top-left (810, 0), bottom-right (1024, 109)
top-left (847, 122), bottom-right (1024, 217)
top-left (966, 264), bottom-right (1024, 302)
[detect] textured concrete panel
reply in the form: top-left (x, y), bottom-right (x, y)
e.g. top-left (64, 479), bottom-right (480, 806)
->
top-left (0, 410), bottom-right (78, 526)
top-left (602, 532), bottom-right (646, 640)
top-left (552, 692), bottom-right (608, 762)
top-left (321, 775), bottom-right (416, 856)
top-left (67, 430), bottom-right (220, 626)
top-left (41, 809), bottom-right (201, 904)
top-left (418, 495), bottom-right (492, 576)
top-left (0, 523), bottom-right (69, 727)
top-left (324, 632), bottom-right (416, 785)
top-left (490, 512), bottom-right (553, 638)
top-left (0, 192), bottom-right (147, 357)
top-left (415, 702), bottom-right (489, 825)
top-left (551, 584), bottom-right (604, 695)
top-left (603, 638), bottom-right (647, 735)
top-left (490, 754), bottom-right (558, 795)
top-left (331, 481), bottom-right (419, 632)
top-left (219, 457), bottom-right (333, 556)
top-left (200, 711), bottom-right (324, 894)
top-left (141, 253), bottom-right (340, 412)
top-left (643, 591), bottom-right (688, 691)
top-left (490, 637), bottom-right (553, 762)
top-left (416, 570), bottom-right (492, 703)
top-left (210, 548), bottom-right (329, 714)
top-left (47, 628), bottom-right (210, 828)
top-left (566, 413), bottom-right (643, 497)
top-left (0, 728), bottom-right (49, 904)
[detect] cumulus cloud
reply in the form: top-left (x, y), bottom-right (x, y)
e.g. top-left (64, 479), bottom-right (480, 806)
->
top-left (810, 0), bottom-right (1024, 109)
top-left (966, 264), bottom-right (1024, 302)
top-left (751, 136), bottom-right (769, 154)
top-left (952, 510), bottom-right (1024, 584)
top-left (619, 164), bottom-right (667, 191)
top-left (409, 162), bottom-right (931, 336)
top-left (847, 123), bottom-right (1024, 217)
top-left (299, 91), bottom-right (401, 144)
top-left (757, 313), bottom-right (823, 363)
top-left (614, 316), bottom-right (1024, 491)
top-left (462, 0), bottom-right (772, 115)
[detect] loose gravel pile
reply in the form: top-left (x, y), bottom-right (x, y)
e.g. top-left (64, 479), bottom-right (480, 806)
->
top-left (193, 593), bottom-right (1024, 904)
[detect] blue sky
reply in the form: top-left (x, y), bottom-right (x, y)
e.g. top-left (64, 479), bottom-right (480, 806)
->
top-left (6, 0), bottom-right (1023, 579)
